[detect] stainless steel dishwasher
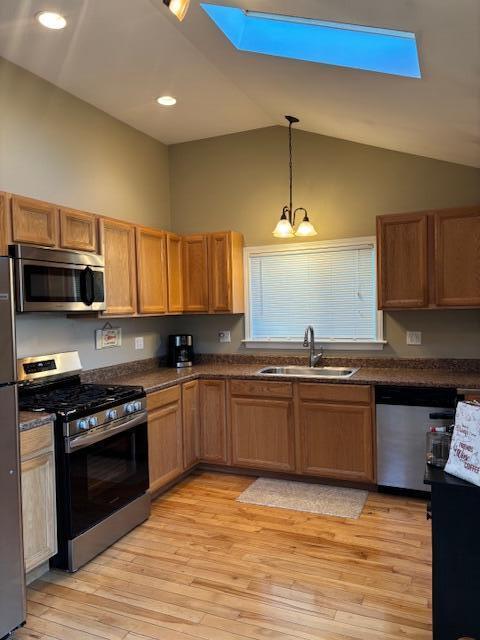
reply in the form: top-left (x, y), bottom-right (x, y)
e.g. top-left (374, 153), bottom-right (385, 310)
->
top-left (376, 386), bottom-right (456, 493)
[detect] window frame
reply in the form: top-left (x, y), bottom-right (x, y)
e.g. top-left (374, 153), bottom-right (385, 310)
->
top-left (243, 236), bottom-right (385, 350)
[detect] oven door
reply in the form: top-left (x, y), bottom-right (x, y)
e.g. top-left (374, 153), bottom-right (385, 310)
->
top-left (64, 413), bottom-right (148, 538)
top-left (17, 258), bottom-right (105, 312)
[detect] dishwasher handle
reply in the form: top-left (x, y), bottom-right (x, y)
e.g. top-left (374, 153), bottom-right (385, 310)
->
top-left (429, 410), bottom-right (455, 420)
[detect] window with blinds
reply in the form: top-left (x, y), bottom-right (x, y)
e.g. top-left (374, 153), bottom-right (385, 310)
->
top-left (246, 239), bottom-right (380, 344)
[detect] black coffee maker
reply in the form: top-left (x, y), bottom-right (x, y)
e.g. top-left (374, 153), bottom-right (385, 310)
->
top-left (168, 335), bottom-right (194, 368)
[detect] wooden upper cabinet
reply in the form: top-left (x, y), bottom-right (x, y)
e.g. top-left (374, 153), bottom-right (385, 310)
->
top-left (100, 218), bottom-right (137, 316)
top-left (0, 192), bottom-right (8, 256)
top-left (11, 195), bottom-right (58, 247)
top-left (136, 227), bottom-right (168, 315)
top-left (377, 213), bottom-right (429, 309)
top-left (167, 233), bottom-right (183, 313)
top-left (183, 234), bottom-right (209, 313)
top-left (209, 231), bottom-right (244, 314)
top-left (434, 207), bottom-right (480, 307)
top-left (59, 208), bottom-right (97, 252)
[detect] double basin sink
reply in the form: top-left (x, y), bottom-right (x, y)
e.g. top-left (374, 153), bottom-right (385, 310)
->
top-left (257, 366), bottom-right (359, 379)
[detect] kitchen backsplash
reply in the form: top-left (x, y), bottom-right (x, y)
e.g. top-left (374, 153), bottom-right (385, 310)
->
top-left (15, 314), bottom-right (171, 370)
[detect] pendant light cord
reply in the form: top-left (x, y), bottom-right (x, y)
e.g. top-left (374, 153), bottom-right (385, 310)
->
top-left (289, 118), bottom-right (293, 216)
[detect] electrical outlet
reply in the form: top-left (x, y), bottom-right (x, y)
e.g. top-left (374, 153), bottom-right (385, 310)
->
top-left (135, 336), bottom-right (145, 350)
top-left (218, 330), bottom-right (231, 343)
top-left (406, 331), bottom-right (422, 346)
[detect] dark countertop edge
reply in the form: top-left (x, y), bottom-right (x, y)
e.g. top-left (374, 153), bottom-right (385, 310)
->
top-left (424, 465), bottom-right (479, 489)
top-left (19, 411), bottom-right (56, 432)
top-left (116, 369), bottom-right (480, 395)
top-left (20, 364), bottom-right (480, 431)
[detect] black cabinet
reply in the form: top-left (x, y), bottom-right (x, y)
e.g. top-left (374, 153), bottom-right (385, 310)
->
top-left (425, 467), bottom-right (480, 640)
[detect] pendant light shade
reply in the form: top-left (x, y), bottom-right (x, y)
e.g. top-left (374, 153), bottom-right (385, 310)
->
top-left (163, 0), bottom-right (190, 21)
top-left (273, 208), bottom-right (295, 238)
top-left (295, 210), bottom-right (318, 237)
top-left (273, 116), bottom-right (318, 238)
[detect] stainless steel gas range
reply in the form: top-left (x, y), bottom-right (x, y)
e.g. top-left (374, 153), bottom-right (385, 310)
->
top-left (18, 351), bottom-right (150, 572)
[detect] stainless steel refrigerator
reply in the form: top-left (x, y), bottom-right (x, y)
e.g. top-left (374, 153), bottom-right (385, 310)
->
top-left (0, 256), bottom-right (26, 636)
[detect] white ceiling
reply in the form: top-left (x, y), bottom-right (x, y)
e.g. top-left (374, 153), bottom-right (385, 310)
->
top-left (0, 0), bottom-right (479, 166)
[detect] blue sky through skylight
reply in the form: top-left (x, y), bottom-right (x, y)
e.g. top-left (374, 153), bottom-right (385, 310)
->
top-left (201, 4), bottom-right (421, 78)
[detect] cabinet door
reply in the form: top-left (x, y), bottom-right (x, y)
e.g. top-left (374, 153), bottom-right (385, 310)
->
top-left (0, 192), bottom-right (8, 255)
top-left (11, 195), bottom-right (58, 247)
top-left (183, 234), bottom-right (209, 312)
top-left (377, 213), bottom-right (429, 309)
top-left (148, 395), bottom-right (183, 493)
top-left (199, 380), bottom-right (228, 463)
top-left (299, 401), bottom-right (374, 482)
top-left (209, 232), bottom-right (232, 313)
top-left (182, 380), bottom-right (200, 469)
top-left (209, 231), bottom-right (244, 314)
top-left (435, 208), bottom-right (480, 307)
top-left (59, 208), bottom-right (97, 252)
top-left (167, 233), bottom-right (183, 313)
top-left (136, 227), bottom-right (168, 315)
top-left (21, 451), bottom-right (57, 572)
top-left (231, 396), bottom-right (295, 471)
top-left (100, 218), bottom-right (137, 315)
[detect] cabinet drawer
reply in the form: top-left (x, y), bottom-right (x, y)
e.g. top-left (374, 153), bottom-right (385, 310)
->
top-left (148, 385), bottom-right (181, 412)
top-left (20, 424), bottom-right (54, 460)
top-left (298, 383), bottom-right (371, 404)
top-left (230, 380), bottom-right (293, 398)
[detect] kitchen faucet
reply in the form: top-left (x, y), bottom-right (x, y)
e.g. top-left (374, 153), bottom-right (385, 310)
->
top-left (303, 325), bottom-right (323, 368)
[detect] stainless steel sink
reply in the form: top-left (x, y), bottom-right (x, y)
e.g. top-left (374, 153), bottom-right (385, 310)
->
top-left (257, 366), bottom-right (359, 379)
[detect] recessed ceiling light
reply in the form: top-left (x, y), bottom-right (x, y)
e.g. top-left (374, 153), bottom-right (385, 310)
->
top-left (156, 96), bottom-right (177, 106)
top-left (36, 11), bottom-right (67, 30)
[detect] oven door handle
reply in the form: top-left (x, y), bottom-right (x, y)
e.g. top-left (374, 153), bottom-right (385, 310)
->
top-left (66, 410), bottom-right (147, 453)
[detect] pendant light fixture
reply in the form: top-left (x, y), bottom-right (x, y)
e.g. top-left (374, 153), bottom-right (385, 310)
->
top-left (163, 0), bottom-right (190, 21)
top-left (273, 116), bottom-right (318, 239)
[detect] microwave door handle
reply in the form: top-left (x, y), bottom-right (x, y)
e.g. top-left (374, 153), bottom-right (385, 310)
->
top-left (80, 267), bottom-right (95, 306)
top-left (66, 411), bottom-right (147, 453)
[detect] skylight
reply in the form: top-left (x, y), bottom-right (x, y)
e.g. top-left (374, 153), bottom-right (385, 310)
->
top-left (201, 4), bottom-right (421, 78)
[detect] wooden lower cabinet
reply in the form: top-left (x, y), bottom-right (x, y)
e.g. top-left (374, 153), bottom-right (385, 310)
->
top-left (230, 396), bottom-right (295, 471)
top-left (182, 380), bottom-right (200, 468)
top-left (20, 423), bottom-right (57, 575)
top-left (147, 387), bottom-right (184, 493)
top-left (298, 400), bottom-right (375, 483)
top-left (199, 380), bottom-right (229, 464)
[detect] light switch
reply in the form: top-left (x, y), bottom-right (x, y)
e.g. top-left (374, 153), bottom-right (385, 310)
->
top-left (218, 331), bottom-right (231, 343)
top-left (406, 331), bottom-right (422, 345)
top-left (135, 336), bottom-right (145, 350)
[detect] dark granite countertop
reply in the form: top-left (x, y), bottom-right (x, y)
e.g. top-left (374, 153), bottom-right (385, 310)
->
top-left (95, 362), bottom-right (480, 394)
top-left (19, 411), bottom-right (56, 432)
top-left (18, 356), bottom-right (480, 432)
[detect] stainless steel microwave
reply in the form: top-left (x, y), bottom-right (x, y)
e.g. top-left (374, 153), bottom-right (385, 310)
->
top-left (10, 245), bottom-right (106, 313)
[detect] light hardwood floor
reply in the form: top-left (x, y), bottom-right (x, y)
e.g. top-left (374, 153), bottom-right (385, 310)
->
top-left (15, 471), bottom-right (432, 640)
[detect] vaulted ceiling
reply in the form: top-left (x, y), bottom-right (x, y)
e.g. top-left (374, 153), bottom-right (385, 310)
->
top-left (0, 0), bottom-right (479, 166)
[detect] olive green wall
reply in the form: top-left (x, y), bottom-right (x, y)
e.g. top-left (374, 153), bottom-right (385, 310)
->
top-left (0, 57), bottom-right (171, 368)
top-left (0, 57), bottom-right (170, 228)
top-left (169, 127), bottom-right (480, 358)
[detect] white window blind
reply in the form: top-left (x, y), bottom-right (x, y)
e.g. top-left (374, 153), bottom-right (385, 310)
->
top-left (247, 241), bottom-right (378, 342)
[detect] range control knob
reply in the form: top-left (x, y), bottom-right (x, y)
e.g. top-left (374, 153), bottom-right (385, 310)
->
top-left (125, 403), bottom-right (135, 414)
top-left (133, 401), bottom-right (142, 412)
top-left (77, 419), bottom-right (89, 431)
top-left (89, 416), bottom-right (99, 428)
top-left (106, 409), bottom-right (118, 421)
